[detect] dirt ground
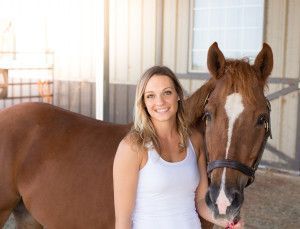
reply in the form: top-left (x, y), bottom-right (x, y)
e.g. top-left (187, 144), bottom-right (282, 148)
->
top-left (4, 169), bottom-right (300, 229)
top-left (214, 169), bottom-right (300, 229)
top-left (239, 169), bottom-right (300, 229)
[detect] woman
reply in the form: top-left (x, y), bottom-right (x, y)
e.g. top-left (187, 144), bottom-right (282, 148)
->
top-left (113, 66), bottom-right (242, 229)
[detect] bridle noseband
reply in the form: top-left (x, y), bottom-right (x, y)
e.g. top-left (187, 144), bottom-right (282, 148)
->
top-left (204, 94), bottom-right (272, 187)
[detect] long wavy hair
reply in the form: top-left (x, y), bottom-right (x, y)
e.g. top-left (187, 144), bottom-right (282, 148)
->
top-left (130, 66), bottom-right (189, 154)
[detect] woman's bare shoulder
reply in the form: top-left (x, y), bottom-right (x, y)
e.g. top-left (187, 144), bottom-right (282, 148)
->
top-left (117, 132), bottom-right (137, 152)
top-left (115, 132), bottom-right (144, 164)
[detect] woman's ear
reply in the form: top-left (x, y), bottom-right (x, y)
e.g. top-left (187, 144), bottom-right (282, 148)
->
top-left (254, 43), bottom-right (273, 85)
top-left (207, 42), bottom-right (225, 79)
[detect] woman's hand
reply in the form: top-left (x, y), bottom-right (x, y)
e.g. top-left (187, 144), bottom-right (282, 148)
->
top-left (225, 218), bottom-right (244, 229)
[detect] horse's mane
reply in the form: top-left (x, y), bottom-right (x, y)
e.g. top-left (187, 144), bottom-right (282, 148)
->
top-left (184, 78), bottom-right (216, 128)
top-left (185, 59), bottom-right (264, 127)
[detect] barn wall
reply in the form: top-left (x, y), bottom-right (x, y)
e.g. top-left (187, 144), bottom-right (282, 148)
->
top-left (263, 0), bottom-right (300, 172)
top-left (108, 0), bottom-right (299, 173)
top-left (53, 80), bottom-right (96, 117)
top-left (0, 0), bottom-right (101, 117)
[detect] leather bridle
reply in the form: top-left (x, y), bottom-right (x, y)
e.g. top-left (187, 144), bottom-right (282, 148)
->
top-left (204, 94), bottom-right (272, 187)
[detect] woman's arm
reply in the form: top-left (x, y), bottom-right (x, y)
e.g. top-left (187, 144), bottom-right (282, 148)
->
top-left (113, 138), bottom-right (141, 229)
top-left (196, 150), bottom-right (228, 227)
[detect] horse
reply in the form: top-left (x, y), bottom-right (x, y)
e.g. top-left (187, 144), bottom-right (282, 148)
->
top-left (185, 42), bottom-right (273, 223)
top-left (0, 103), bottom-right (131, 228)
top-left (0, 42), bottom-right (273, 228)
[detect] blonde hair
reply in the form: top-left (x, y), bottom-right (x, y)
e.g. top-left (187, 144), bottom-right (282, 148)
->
top-left (130, 66), bottom-right (188, 153)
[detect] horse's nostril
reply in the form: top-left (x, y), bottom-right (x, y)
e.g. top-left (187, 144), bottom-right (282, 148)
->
top-left (230, 189), bottom-right (244, 208)
top-left (205, 187), bottom-right (221, 218)
top-left (207, 186), bottom-right (219, 203)
top-left (205, 189), bottom-right (214, 207)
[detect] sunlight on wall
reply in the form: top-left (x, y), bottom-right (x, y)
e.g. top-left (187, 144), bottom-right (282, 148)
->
top-left (0, 0), bottom-right (102, 82)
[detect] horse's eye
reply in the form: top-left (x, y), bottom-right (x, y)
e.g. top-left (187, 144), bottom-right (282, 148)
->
top-left (257, 114), bottom-right (267, 126)
top-left (204, 111), bottom-right (212, 122)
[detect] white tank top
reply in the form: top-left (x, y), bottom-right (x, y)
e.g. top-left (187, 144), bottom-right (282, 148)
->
top-left (132, 139), bottom-right (201, 229)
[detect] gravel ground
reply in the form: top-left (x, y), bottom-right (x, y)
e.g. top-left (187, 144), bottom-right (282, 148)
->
top-left (4, 169), bottom-right (300, 229)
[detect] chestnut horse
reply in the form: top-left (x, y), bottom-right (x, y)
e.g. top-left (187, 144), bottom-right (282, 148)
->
top-left (0, 43), bottom-right (272, 228)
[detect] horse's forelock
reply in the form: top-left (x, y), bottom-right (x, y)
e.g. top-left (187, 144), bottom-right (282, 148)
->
top-left (223, 60), bottom-right (261, 105)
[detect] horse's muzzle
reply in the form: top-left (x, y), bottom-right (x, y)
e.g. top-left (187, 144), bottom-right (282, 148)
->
top-left (205, 184), bottom-right (244, 220)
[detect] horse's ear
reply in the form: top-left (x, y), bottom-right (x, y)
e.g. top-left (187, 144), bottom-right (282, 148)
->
top-left (207, 42), bottom-right (225, 79)
top-left (254, 43), bottom-right (273, 83)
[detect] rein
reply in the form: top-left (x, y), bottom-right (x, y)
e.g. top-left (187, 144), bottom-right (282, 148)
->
top-left (204, 93), bottom-right (272, 187)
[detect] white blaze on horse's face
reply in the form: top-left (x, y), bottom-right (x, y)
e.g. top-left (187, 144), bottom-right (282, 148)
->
top-left (224, 93), bottom-right (244, 159)
top-left (215, 93), bottom-right (244, 215)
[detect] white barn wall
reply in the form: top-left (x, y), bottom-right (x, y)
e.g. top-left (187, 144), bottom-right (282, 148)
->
top-left (110, 0), bottom-right (129, 83)
top-left (128, 0), bottom-right (142, 83)
top-left (175, 0), bottom-right (191, 94)
top-left (162, 0), bottom-right (177, 69)
top-left (263, 0), bottom-right (287, 165)
top-left (263, 0), bottom-right (300, 171)
top-left (142, 0), bottom-right (157, 71)
top-left (109, 0), bottom-right (157, 84)
top-left (279, 0), bottom-right (300, 170)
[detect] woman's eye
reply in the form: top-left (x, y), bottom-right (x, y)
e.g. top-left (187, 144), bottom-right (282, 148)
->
top-left (257, 115), bottom-right (267, 126)
top-left (164, 90), bottom-right (172, 96)
top-left (146, 94), bottom-right (154, 99)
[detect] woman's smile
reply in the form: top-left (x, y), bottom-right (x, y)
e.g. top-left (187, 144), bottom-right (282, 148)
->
top-left (155, 107), bottom-right (169, 113)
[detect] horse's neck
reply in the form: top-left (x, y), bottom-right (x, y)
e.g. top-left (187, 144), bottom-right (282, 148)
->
top-left (185, 79), bottom-right (215, 126)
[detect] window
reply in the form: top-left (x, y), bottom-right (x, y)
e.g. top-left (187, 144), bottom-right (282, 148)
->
top-left (190, 0), bottom-right (265, 72)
